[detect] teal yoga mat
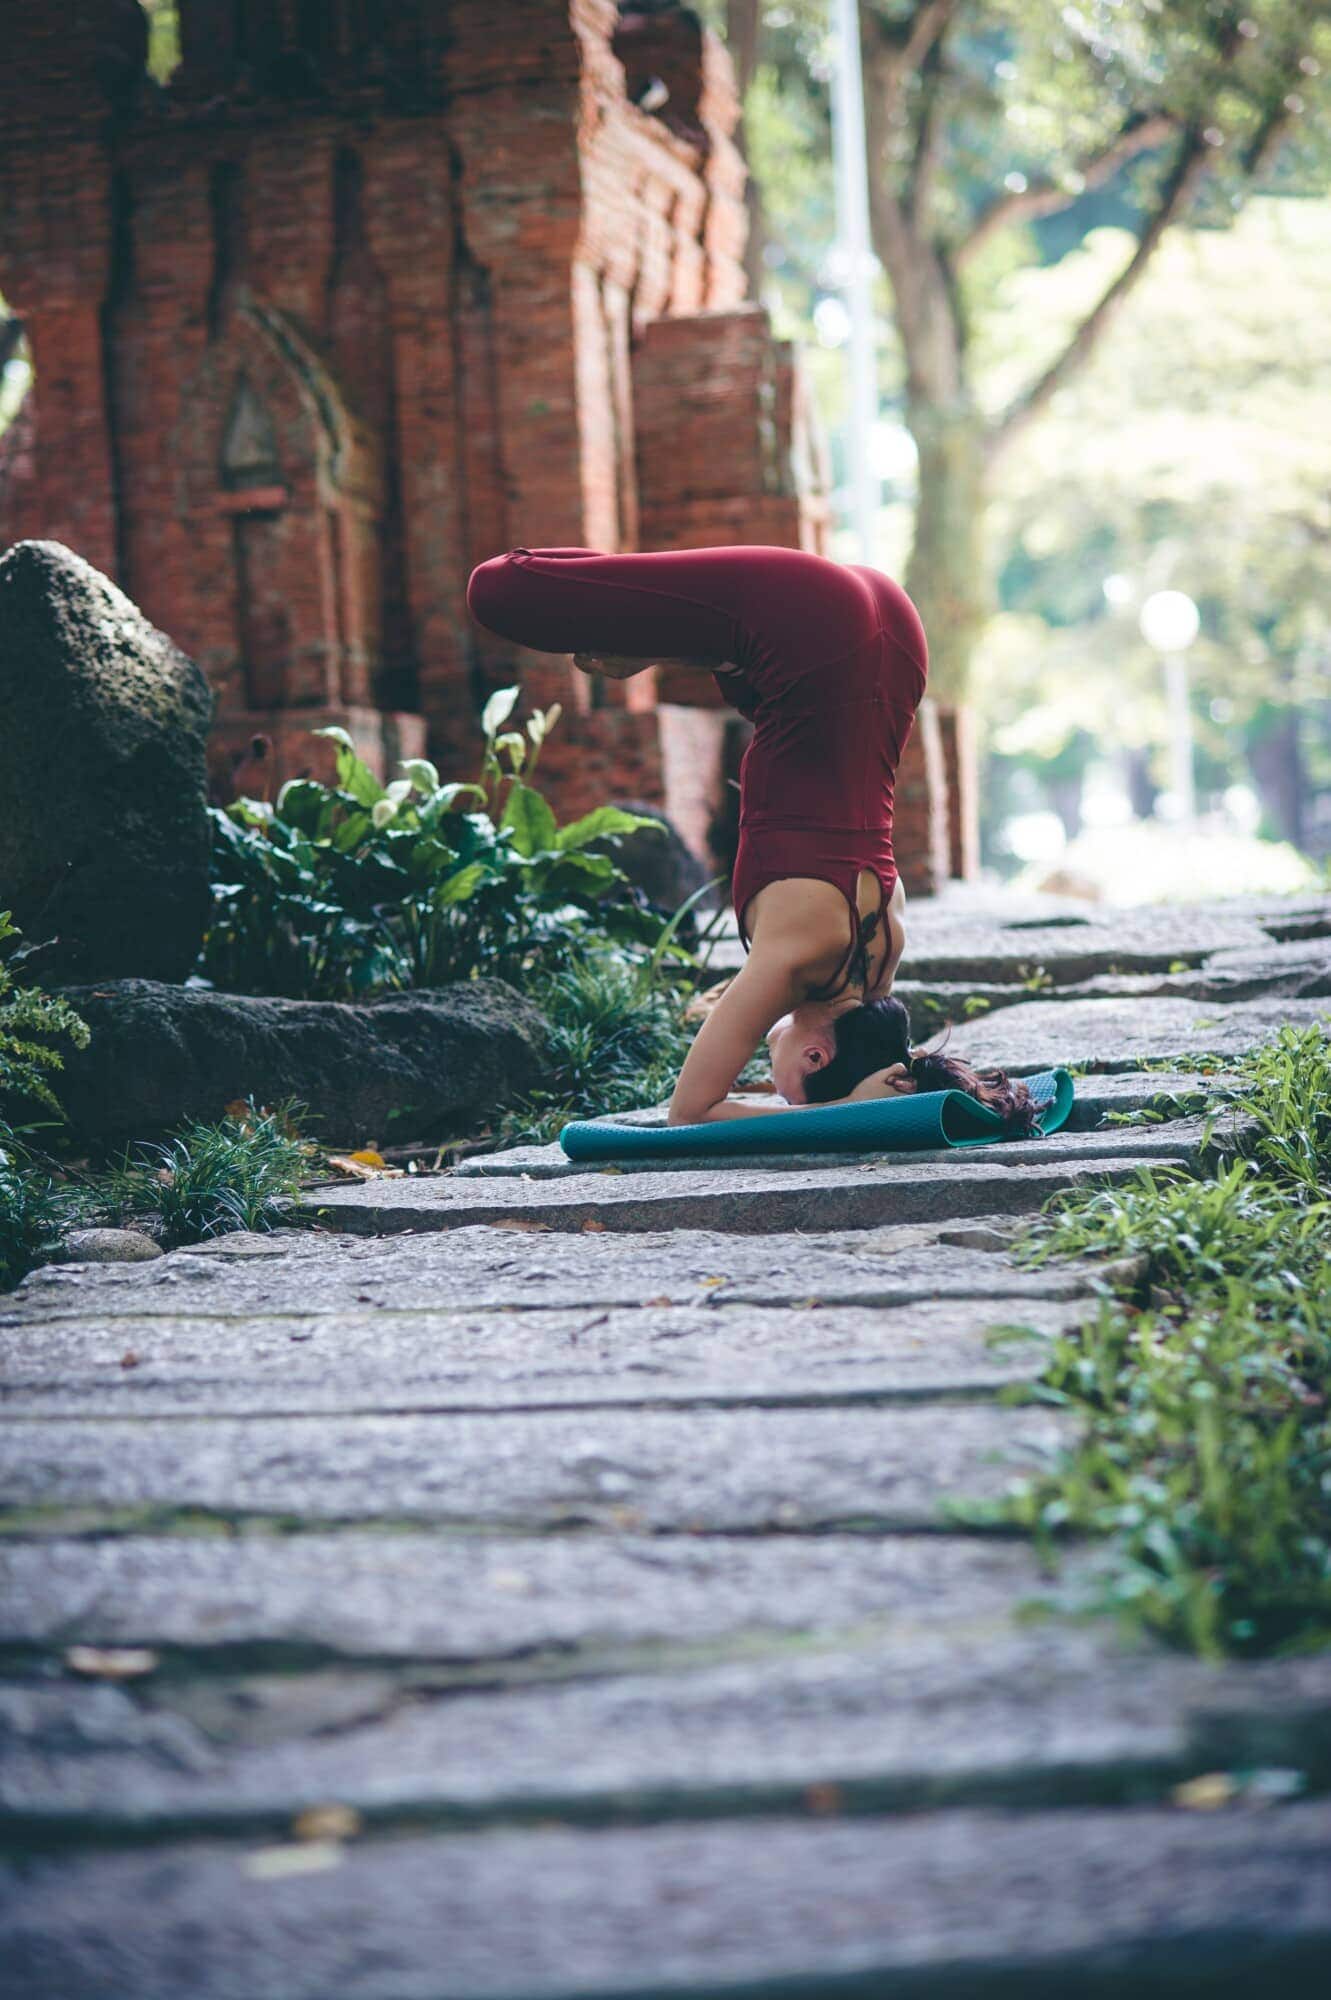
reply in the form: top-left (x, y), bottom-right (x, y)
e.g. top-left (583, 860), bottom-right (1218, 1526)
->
top-left (560, 1067), bottom-right (1074, 1161)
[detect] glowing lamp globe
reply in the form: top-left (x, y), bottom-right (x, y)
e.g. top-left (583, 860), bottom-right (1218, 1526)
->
top-left (1139, 590), bottom-right (1199, 654)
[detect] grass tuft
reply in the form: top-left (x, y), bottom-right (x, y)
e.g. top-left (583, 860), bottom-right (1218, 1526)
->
top-left (113, 1102), bottom-right (315, 1247)
top-left (497, 954), bottom-right (694, 1147)
top-left (997, 1023), bottom-right (1331, 1659)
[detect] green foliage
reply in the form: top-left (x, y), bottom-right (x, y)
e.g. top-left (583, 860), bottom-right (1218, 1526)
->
top-left (0, 914), bottom-right (90, 1122)
top-left (113, 1102), bottom-right (314, 1248)
top-left (0, 1139), bottom-right (79, 1291)
top-left (497, 953), bottom-right (696, 1147)
top-left (989, 1024), bottom-right (1331, 1658)
top-left (202, 698), bottom-right (671, 1000)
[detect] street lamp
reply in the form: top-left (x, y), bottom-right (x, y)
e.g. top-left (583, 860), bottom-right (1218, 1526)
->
top-left (1139, 589), bottom-right (1200, 825)
top-left (829, 0), bottom-right (879, 562)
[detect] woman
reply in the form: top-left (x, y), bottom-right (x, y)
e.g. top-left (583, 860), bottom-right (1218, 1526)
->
top-left (467, 543), bottom-right (1038, 1136)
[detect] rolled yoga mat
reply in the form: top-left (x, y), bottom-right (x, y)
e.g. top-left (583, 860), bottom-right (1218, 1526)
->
top-left (560, 1068), bottom-right (1075, 1162)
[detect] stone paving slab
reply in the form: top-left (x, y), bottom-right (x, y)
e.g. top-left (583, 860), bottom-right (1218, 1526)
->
top-left (296, 1146), bottom-right (1177, 1235)
top-left (896, 940), bottom-right (1331, 1030)
top-left (4, 1615), bottom-right (1328, 1837)
top-left (0, 1533), bottom-right (1071, 1664)
top-left (0, 1295), bottom-right (1085, 1416)
top-left (878, 911), bottom-right (1275, 985)
top-left (5, 1804), bottom-right (1330, 2000)
top-left (3, 1226), bottom-right (1139, 1320)
top-left (457, 1071), bottom-right (1244, 1166)
top-left (0, 1403), bottom-right (1076, 1535)
top-left (950, 995), bottom-right (1330, 1074)
top-left (450, 1113), bottom-right (1230, 1182)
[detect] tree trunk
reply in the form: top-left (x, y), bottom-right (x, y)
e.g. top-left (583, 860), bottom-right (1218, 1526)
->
top-left (902, 401), bottom-right (988, 704)
top-left (1247, 707), bottom-right (1307, 850)
top-left (725, 0), bottom-right (766, 301)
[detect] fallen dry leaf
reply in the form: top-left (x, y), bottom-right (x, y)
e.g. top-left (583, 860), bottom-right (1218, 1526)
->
top-left (326, 1153), bottom-right (404, 1181)
top-left (643, 1295), bottom-right (675, 1307)
top-left (804, 1782), bottom-right (845, 1817)
top-left (491, 1217), bottom-right (552, 1231)
top-left (119, 1351), bottom-right (141, 1370)
top-left (1171, 1772), bottom-right (1236, 1811)
top-left (65, 1645), bottom-right (159, 1680)
top-left (699, 1275), bottom-right (727, 1289)
top-left (243, 1840), bottom-right (345, 1882)
top-left (292, 1803), bottom-right (363, 1843)
top-left (581, 1218), bottom-right (608, 1233)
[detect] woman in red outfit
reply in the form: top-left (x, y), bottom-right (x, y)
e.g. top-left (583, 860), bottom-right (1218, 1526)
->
top-left (467, 544), bottom-right (1037, 1133)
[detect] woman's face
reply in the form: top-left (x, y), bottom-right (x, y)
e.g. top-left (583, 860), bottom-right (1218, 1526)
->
top-left (766, 1011), bottom-right (915, 1105)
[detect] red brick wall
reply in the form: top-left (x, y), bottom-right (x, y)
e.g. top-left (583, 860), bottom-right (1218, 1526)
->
top-left (0, 3), bottom-right (861, 884)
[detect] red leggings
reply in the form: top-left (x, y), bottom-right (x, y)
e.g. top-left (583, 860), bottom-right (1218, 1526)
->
top-left (466, 545), bottom-right (928, 993)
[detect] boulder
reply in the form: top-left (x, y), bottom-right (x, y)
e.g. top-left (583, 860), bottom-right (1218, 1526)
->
top-left (0, 540), bottom-right (214, 981)
top-left (600, 799), bottom-right (712, 915)
top-left (52, 979), bottom-right (550, 1145)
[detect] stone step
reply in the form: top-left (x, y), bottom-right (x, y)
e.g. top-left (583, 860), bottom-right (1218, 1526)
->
top-left (451, 1112), bottom-right (1231, 1182)
top-left (0, 1532), bottom-right (1075, 1667)
top-left (950, 994), bottom-right (1330, 1074)
top-left (0, 1402), bottom-right (1077, 1537)
top-left (6, 1224), bottom-right (1142, 1319)
top-left (3, 1607), bottom-right (1327, 1843)
top-left (6, 1803), bottom-right (1331, 2000)
top-left (896, 940), bottom-right (1331, 1032)
top-left (0, 1294), bottom-right (1086, 1417)
top-left (297, 1143), bottom-right (1187, 1236)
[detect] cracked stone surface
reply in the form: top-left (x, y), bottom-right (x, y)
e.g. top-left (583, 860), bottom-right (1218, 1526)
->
top-left (950, 995), bottom-right (1331, 1073)
top-left (0, 1294), bottom-right (1085, 1415)
top-left (3, 1617), bottom-right (1329, 1836)
top-left (2, 1223), bottom-right (1141, 1319)
top-left (4, 889), bottom-right (1329, 1996)
top-left (0, 1402), bottom-right (1078, 1532)
top-left (2, 1805), bottom-right (1329, 2000)
top-left (298, 1137), bottom-right (1202, 1234)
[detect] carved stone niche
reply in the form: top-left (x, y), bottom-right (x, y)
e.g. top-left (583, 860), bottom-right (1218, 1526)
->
top-left (178, 299), bottom-right (424, 795)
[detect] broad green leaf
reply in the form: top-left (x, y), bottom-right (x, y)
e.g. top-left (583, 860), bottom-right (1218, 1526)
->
top-left (313, 725), bottom-right (383, 808)
top-left (555, 806), bottom-right (664, 851)
top-left (481, 685), bottom-right (520, 740)
top-left (433, 862), bottom-right (487, 908)
top-left (501, 781), bottom-right (559, 858)
top-left (275, 779), bottom-right (334, 838)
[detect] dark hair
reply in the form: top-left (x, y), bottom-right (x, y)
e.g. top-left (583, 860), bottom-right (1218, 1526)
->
top-left (802, 996), bottom-right (1042, 1138)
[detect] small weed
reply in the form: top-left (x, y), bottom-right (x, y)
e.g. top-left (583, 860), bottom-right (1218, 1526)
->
top-left (113, 1102), bottom-right (315, 1247)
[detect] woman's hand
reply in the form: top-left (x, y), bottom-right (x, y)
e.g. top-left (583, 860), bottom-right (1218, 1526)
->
top-left (846, 1063), bottom-right (915, 1102)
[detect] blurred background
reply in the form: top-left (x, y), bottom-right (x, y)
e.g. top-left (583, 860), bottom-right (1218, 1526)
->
top-left (693, 0), bottom-right (1331, 900)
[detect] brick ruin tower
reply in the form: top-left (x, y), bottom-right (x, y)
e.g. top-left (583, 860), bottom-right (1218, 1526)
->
top-left (0, 0), bottom-right (953, 891)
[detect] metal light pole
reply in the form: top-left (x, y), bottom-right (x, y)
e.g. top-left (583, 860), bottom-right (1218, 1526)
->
top-left (829, 0), bottom-right (879, 562)
top-left (1140, 590), bottom-right (1200, 825)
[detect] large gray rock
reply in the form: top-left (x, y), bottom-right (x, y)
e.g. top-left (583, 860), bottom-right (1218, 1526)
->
top-left (599, 797), bottom-right (711, 913)
top-left (0, 541), bottom-right (214, 981)
top-left (51, 978), bottom-right (549, 1144)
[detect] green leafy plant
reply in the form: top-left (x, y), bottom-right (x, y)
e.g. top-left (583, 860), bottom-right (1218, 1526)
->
top-left (0, 913), bottom-right (90, 1122)
top-left (202, 695), bottom-right (675, 1000)
top-left (113, 1101), bottom-right (314, 1247)
top-left (0, 1139), bottom-right (80, 1290)
top-left (985, 1023), bottom-right (1331, 1658)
